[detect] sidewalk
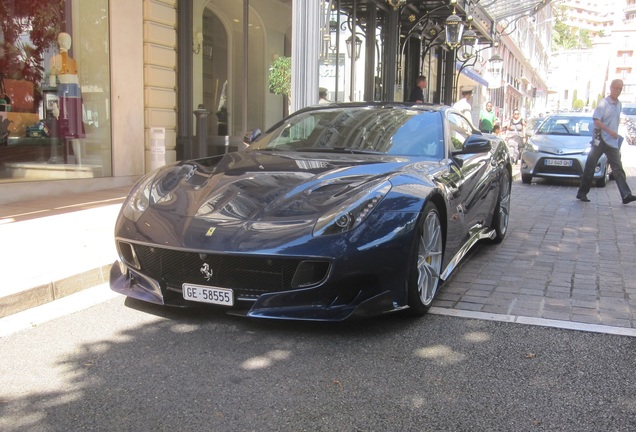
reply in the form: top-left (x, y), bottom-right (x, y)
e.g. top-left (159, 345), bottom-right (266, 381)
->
top-left (0, 186), bottom-right (131, 318)
top-left (0, 164), bottom-right (521, 319)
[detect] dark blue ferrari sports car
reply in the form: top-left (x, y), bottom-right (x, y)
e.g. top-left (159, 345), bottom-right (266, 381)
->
top-left (110, 103), bottom-right (512, 321)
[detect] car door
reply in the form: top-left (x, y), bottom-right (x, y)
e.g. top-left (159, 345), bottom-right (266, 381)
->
top-left (446, 112), bottom-right (494, 239)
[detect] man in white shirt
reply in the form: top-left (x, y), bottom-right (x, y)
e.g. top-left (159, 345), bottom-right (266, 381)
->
top-left (453, 86), bottom-right (473, 121)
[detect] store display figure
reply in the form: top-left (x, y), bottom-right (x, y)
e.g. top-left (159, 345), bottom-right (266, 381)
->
top-left (48, 32), bottom-right (85, 164)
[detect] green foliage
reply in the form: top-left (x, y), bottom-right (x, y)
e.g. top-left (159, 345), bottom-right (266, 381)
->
top-left (0, 0), bottom-right (64, 82)
top-left (552, 5), bottom-right (593, 51)
top-left (573, 99), bottom-right (584, 109)
top-left (268, 56), bottom-right (291, 97)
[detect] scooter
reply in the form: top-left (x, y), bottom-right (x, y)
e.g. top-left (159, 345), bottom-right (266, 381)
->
top-left (625, 118), bottom-right (636, 146)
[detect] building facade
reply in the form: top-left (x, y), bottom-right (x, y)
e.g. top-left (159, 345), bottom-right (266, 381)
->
top-left (1, 0), bottom-right (553, 205)
top-left (547, 0), bottom-right (636, 111)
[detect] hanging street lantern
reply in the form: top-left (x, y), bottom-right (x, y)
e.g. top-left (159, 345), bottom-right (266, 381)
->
top-left (488, 53), bottom-right (503, 80)
top-left (346, 35), bottom-right (362, 60)
top-left (445, 11), bottom-right (464, 49)
top-left (461, 28), bottom-right (477, 58)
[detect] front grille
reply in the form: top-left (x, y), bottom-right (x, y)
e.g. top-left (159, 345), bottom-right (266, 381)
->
top-left (131, 244), bottom-right (327, 300)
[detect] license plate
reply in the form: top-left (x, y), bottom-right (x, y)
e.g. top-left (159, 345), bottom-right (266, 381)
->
top-left (183, 283), bottom-right (234, 306)
top-left (545, 159), bottom-right (572, 167)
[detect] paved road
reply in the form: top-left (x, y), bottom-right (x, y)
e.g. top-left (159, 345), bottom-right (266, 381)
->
top-left (1, 293), bottom-right (635, 432)
top-left (433, 143), bottom-right (636, 331)
top-left (2, 142), bottom-right (636, 431)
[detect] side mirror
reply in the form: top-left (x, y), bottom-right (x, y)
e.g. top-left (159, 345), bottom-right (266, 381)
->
top-left (243, 128), bottom-right (262, 145)
top-left (455, 134), bottom-right (491, 154)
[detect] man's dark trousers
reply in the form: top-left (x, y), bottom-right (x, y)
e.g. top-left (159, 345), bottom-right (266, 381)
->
top-left (578, 139), bottom-right (631, 199)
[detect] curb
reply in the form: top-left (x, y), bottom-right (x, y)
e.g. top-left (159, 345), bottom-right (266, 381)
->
top-left (0, 264), bottom-right (112, 319)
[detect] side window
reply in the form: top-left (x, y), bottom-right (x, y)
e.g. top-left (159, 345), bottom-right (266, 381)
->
top-left (388, 112), bottom-right (444, 158)
top-left (448, 113), bottom-right (472, 151)
top-left (288, 116), bottom-right (318, 141)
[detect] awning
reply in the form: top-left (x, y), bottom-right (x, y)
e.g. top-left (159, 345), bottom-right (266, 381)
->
top-left (455, 62), bottom-right (488, 87)
top-left (481, 0), bottom-right (554, 21)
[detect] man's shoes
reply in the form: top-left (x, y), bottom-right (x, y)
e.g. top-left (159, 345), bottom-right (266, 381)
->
top-left (576, 194), bottom-right (590, 202)
top-left (622, 194), bottom-right (636, 204)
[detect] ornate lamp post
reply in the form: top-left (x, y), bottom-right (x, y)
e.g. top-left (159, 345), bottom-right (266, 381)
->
top-left (444, 2), bottom-right (464, 49)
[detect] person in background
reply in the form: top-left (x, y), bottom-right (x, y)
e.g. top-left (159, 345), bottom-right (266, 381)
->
top-left (452, 86), bottom-right (473, 119)
top-left (506, 109), bottom-right (526, 156)
top-left (577, 79), bottom-right (636, 204)
top-left (408, 76), bottom-right (427, 103)
top-left (492, 124), bottom-right (501, 136)
top-left (479, 101), bottom-right (497, 133)
top-left (319, 87), bottom-right (330, 104)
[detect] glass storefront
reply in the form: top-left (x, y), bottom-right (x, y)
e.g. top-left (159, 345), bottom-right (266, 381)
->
top-left (0, 0), bottom-right (111, 183)
top-left (193, 0), bottom-right (292, 150)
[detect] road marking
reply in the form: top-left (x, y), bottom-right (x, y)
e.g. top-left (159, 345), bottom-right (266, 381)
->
top-left (429, 307), bottom-right (636, 337)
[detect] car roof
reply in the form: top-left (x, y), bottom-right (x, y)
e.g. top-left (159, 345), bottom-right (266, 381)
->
top-left (294, 101), bottom-right (447, 114)
top-left (546, 112), bottom-right (592, 118)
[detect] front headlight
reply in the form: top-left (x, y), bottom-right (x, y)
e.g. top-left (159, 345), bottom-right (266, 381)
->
top-left (313, 180), bottom-right (392, 236)
top-left (525, 142), bottom-right (539, 152)
top-left (122, 172), bottom-right (159, 222)
top-left (122, 165), bottom-right (197, 221)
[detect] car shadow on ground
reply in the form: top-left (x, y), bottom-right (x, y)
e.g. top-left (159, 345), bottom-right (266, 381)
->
top-left (123, 296), bottom-right (423, 336)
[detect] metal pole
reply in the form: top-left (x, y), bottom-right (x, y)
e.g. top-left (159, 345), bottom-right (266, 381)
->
top-left (349, 0), bottom-right (357, 102)
top-left (243, 0), bottom-right (249, 136)
top-left (194, 104), bottom-right (209, 158)
top-left (176, 0), bottom-right (194, 161)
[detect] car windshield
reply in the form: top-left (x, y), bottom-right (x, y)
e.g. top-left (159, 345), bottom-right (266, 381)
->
top-left (249, 108), bottom-right (445, 159)
top-left (535, 116), bottom-right (594, 136)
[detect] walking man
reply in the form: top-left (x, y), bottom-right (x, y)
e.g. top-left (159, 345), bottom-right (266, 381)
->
top-left (577, 79), bottom-right (636, 204)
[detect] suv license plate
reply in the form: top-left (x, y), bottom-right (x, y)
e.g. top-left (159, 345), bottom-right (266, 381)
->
top-left (183, 284), bottom-right (234, 306)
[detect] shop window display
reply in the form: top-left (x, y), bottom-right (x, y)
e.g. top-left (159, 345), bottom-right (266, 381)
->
top-left (0, 0), bottom-right (111, 182)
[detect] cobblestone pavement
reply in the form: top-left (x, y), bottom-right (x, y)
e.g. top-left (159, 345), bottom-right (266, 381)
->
top-left (434, 143), bottom-right (636, 330)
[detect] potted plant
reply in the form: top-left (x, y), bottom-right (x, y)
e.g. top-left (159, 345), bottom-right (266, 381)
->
top-left (268, 56), bottom-right (291, 116)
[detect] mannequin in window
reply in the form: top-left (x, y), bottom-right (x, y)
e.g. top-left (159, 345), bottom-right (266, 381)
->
top-left (49, 32), bottom-right (85, 164)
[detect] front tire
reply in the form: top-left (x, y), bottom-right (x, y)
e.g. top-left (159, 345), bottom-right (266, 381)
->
top-left (595, 169), bottom-right (608, 187)
top-left (491, 169), bottom-right (511, 243)
top-left (406, 202), bottom-right (444, 316)
top-left (521, 173), bottom-right (532, 184)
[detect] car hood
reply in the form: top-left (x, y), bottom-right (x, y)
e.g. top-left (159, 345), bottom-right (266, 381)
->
top-left (143, 151), bottom-right (436, 221)
top-left (530, 134), bottom-right (591, 154)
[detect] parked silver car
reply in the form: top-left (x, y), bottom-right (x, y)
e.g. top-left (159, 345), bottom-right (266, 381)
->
top-left (520, 113), bottom-right (610, 187)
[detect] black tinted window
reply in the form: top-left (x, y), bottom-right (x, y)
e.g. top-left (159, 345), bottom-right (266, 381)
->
top-left (251, 108), bottom-right (444, 159)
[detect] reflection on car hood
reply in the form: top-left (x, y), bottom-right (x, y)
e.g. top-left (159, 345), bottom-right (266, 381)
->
top-left (530, 134), bottom-right (590, 153)
top-left (148, 151), bottom-right (435, 221)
